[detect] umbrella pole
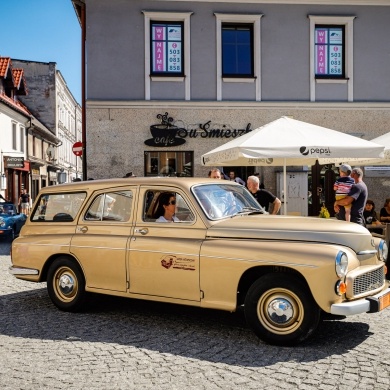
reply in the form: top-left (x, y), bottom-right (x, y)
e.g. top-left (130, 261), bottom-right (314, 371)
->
top-left (283, 158), bottom-right (287, 215)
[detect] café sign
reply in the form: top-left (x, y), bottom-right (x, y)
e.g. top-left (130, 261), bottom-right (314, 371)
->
top-left (5, 156), bottom-right (24, 168)
top-left (145, 112), bottom-right (252, 147)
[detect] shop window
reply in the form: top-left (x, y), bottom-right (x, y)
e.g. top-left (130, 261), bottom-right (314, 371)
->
top-left (144, 151), bottom-right (193, 177)
top-left (309, 15), bottom-right (355, 101)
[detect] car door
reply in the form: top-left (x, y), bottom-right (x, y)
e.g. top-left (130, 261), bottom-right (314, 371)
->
top-left (128, 187), bottom-right (205, 302)
top-left (71, 188), bottom-right (135, 292)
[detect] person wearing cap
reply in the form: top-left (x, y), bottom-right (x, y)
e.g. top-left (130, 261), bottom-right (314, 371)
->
top-left (333, 164), bottom-right (355, 222)
top-left (334, 167), bottom-right (368, 226)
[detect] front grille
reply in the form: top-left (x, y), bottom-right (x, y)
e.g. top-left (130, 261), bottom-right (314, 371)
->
top-left (353, 266), bottom-right (385, 296)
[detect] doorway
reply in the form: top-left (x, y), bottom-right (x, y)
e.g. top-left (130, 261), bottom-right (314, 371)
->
top-left (222, 166), bottom-right (255, 182)
top-left (309, 162), bottom-right (337, 217)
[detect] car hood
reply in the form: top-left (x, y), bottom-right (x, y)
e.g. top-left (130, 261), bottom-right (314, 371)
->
top-left (207, 215), bottom-right (375, 253)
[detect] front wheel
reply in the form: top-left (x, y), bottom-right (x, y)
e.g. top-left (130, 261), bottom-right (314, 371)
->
top-left (47, 257), bottom-right (86, 312)
top-left (244, 274), bottom-right (320, 346)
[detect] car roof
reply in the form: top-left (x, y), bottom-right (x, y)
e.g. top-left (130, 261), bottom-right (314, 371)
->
top-left (36, 177), bottom-right (240, 194)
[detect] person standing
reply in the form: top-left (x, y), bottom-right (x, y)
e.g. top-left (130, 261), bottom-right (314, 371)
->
top-left (18, 189), bottom-right (30, 216)
top-left (333, 164), bottom-right (355, 222)
top-left (334, 167), bottom-right (367, 225)
top-left (247, 175), bottom-right (281, 215)
top-left (229, 171), bottom-right (245, 185)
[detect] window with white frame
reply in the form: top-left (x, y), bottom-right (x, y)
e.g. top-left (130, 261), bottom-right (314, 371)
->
top-left (12, 122), bottom-right (17, 150)
top-left (150, 21), bottom-right (184, 76)
top-left (20, 126), bottom-right (25, 153)
top-left (309, 15), bottom-right (355, 101)
top-left (215, 13), bottom-right (262, 101)
top-left (222, 23), bottom-right (254, 78)
top-left (143, 11), bottom-right (192, 100)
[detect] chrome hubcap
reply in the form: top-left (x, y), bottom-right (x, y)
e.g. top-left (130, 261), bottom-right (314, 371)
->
top-left (267, 298), bottom-right (294, 325)
top-left (58, 273), bottom-right (75, 296)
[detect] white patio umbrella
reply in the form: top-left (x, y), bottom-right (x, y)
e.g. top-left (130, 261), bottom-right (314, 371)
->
top-left (332, 131), bottom-right (390, 167)
top-left (201, 116), bottom-right (384, 214)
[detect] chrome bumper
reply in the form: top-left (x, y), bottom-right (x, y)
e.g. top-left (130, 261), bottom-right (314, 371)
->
top-left (9, 266), bottom-right (39, 276)
top-left (331, 287), bottom-right (390, 316)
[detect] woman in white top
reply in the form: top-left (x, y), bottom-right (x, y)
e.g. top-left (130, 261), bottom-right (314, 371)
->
top-left (155, 192), bottom-right (179, 222)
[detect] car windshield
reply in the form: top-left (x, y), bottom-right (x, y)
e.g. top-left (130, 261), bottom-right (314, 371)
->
top-left (192, 183), bottom-right (266, 220)
top-left (0, 203), bottom-right (15, 216)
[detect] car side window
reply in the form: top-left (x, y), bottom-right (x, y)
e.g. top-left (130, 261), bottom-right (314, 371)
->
top-left (31, 193), bottom-right (87, 222)
top-left (143, 190), bottom-right (194, 222)
top-left (84, 191), bottom-right (132, 222)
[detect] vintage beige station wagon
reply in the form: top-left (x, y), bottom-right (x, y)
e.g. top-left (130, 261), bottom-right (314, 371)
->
top-left (9, 177), bottom-right (390, 346)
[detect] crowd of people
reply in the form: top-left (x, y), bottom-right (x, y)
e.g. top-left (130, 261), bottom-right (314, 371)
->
top-left (7, 167), bottom-right (387, 228)
top-left (208, 168), bottom-right (281, 215)
top-left (207, 165), bottom-right (389, 230)
top-left (331, 164), bottom-right (390, 233)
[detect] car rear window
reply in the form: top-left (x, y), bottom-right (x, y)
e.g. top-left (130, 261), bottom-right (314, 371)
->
top-left (31, 192), bottom-right (87, 222)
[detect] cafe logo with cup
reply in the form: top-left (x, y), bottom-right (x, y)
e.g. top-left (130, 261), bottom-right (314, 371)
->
top-left (144, 112), bottom-right (253, 147)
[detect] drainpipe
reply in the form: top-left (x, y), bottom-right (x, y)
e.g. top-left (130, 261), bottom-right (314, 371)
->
top-left (81, 2), bottom-right (87, 180)
top-left (72, 0), bottom-right (87, 180)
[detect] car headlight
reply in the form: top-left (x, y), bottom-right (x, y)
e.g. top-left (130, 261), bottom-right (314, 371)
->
top-left (0, 217), bottom-right (5, 227)
top-left (335, 251), bottom-right (348, 278)
top-left (378, 239), bottom-right (388, 262)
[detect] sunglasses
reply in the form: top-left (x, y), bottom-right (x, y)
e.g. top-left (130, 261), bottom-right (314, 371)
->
top-left (168, 200), bottom-right (176, 205)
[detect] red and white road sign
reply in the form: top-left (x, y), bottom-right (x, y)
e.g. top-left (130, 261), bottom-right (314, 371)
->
top-left (72, 141), bottom-right (83, 156)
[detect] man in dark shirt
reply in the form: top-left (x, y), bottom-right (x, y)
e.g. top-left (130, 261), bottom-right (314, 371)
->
top-left (247, 175), bottom-right (281, 214)
top-left (334, 167), bottom-right (367, 225)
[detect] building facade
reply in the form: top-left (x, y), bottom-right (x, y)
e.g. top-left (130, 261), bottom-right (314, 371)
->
top-left (12, 59), bottom-right (82, 185)
top-left (72, 0), bottom-right (390, 216)
top-left (1, 56), bottom-right (81, 207)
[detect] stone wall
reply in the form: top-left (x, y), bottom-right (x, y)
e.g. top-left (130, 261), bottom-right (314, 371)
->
top-left (86, 102), bottom-right (390, 212)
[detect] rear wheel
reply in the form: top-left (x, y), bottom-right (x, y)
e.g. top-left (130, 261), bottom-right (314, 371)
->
top-left (47, 257), bottom-right (86, 312)
top-left (244, 274), bottom-right (320, 346)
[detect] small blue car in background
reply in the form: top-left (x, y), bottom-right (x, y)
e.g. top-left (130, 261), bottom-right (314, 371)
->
top-left (0, 202), bottom-right (27, 240)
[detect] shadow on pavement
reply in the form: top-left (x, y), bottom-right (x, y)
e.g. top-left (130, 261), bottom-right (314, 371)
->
top-left (0, 286), bottom-right (372, 367)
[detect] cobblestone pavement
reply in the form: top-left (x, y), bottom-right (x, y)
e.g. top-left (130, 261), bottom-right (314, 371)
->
top-left (1, 240), bottom-right (390, 390)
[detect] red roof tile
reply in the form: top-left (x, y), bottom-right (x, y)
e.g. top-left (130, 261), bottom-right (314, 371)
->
top-left (12, 69), bottom-right (22, 87)
top-left (0, 57), bottom-right (11, 77)
top-left (12, 68), bottom-right (27, 94)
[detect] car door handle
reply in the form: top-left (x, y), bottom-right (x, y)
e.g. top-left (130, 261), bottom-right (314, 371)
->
top-left (78, 226), bottom-right (88, 233)
top-left (135, 228), bottom-right (148, 235)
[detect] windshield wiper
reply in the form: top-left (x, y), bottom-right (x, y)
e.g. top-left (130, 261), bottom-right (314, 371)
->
top-left (230, 207), bottom-right (267, 217)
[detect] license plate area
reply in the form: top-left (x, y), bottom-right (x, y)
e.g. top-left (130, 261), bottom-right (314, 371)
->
top-left (367, 288), bottom-right (390, 313)
top-left (378, 289), bottom-right (390, 311)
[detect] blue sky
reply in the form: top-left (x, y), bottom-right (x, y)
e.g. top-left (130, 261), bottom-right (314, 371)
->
top-left (2, 0), bottom-right (81, 103)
